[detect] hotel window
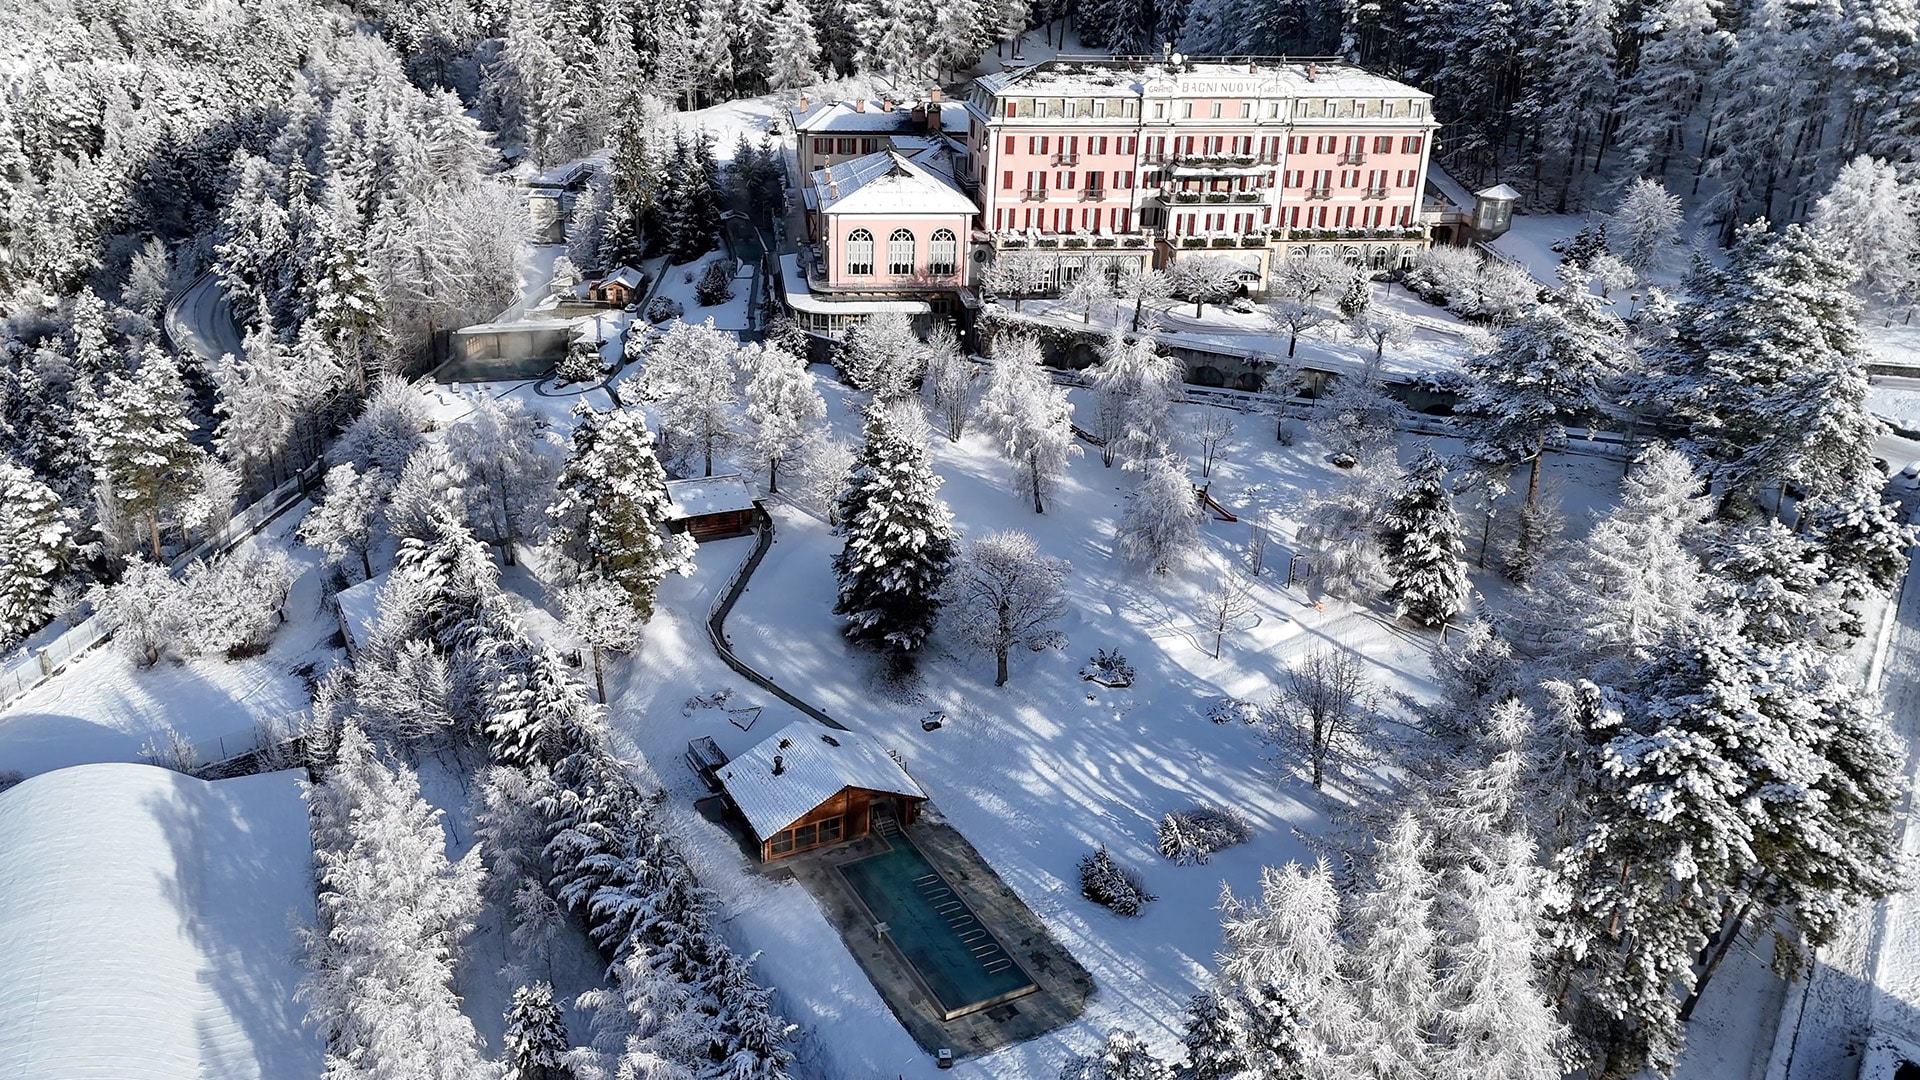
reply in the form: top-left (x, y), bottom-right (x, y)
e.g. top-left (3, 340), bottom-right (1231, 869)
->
top-left (1412, 102), bottom-right (1425, 116)
top-left (1123, 136), bottom-right (1137, 153)
top-left (1153, 102), bottom-right (1165, 118)
top-left (1241, 102), bottom-right (1252, 118)
top-left (1064, 100), bottom-right (1077, 118)
top-left (1382, 103), bottom-right (1395, 118)
top-left (1210, 102), bottom-right (1223, 118)
top-left (1117, 208), bottom-right (1131, 231)
top-left (1270, 102), bottom-right (1282, 117)
top-left (770, 831), bottom-right (794, 855)
top-left (860, 138), bottom-right (877, 152)
top-left (1035, 100), bottom-right (1048, 117)
top-left (1005, 136), bottom-right (1015, 154)
top-left (837, 138), bottom-right (856, 154)
top-left (813, 138), bottom-right (831, 154)
top-left (819, 816), bottom-right (844, 844)
top-left (1093, 100), bottom-right (1107, 117)
top-left (1375, 136), bottom-right (1393, 154)
top-left (925, 230), bottom-right (957, 274)
top-left (1295, 100), bottom-right (1309, 117)
top-left (1323, 100), bottom-right (1335, 117)
top-left (1183, 102), bottom-right (1194, 118)
top-left (1117, 170), bottom-right (1131, 189)
top-left (1005, 100), bottom-right (1018, 117)
top-left (887, 229), bottom-right (915, 275)
top-left (845, 229), bottom-right (874, 275)
top-left (1403, 135), bottom-right (1424, 154)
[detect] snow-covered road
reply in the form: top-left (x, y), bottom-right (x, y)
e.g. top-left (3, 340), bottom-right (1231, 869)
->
top-left (163, 272), bottom-right (245, 365)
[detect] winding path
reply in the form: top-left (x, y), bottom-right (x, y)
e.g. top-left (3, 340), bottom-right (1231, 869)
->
top-left (703, 514), bottom-right (849, 731)
top-left (163, 272), bottom-right (245, 365)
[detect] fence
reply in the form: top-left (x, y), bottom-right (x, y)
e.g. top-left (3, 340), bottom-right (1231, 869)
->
top-left (0, 460), bottom-right (324, 713)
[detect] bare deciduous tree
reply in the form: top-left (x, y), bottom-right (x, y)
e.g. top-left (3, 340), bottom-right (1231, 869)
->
top-left (1266, 646), bottom-right (1375, 789)
top-left (1203, 569), bottom-right (1258, 659)
top-left (1195, 410), bottom-right (1235, 477)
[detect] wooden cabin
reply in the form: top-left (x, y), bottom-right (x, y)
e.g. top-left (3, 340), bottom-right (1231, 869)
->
top-left (663, 475), bottom-right (759, 541)
top-left (588, 266), bottom-right (645, 306)
top-left (717, 720), bottom-right (927, 861)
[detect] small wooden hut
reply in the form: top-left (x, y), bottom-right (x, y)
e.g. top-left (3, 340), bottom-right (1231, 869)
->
top-left (717, 721), bottom-right (927, 861)
top-left (663, 475), bottom-right (759, 541)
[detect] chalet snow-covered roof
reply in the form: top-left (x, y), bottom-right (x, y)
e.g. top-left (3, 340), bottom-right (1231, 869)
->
top-left (664, 475), bottom-right (757, 521)
top-left (598, 266), bottom-right (644, 289)
top-left (1476, 183), bottom-right (1522, 201)
top-left (794, 99), bottom-right (969, 135)
top-left (334, 571), bottom-right (387, 653)
top-left (718, 720), bottom-right (926, 841)
top-left (0, 764), bottom-right (321, 1079)
top-left (811, 150), bottom-right (976, 217)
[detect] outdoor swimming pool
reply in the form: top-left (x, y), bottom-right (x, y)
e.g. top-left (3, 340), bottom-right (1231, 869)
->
top-left (838, 823), bottom-right (1037, 1020)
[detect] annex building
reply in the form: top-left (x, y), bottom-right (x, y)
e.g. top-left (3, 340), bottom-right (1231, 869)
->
top-left (784, 55), bottom-right (1440, 337)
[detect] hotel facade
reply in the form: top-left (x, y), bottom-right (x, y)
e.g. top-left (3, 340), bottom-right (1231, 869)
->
top-left (783, 57), bottom-right (1440, 338)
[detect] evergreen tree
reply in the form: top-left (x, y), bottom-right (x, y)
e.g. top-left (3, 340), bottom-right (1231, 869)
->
top-left (1117, 452), bottom-right (1200, 574)
top-left (1059, 1029), bottom-right (1173, 1080)
top-left (546, 405), bottom-right (696, 616)
top-left (766, 0), bottom-right (824, 89)
top-left (1458, 277), bottom-right (1628, 507)
top-left (1613, 0), bottom-right (1727, 178)
top-left (741, 340), bottom-right (827, 493)
top-left (504, 982), bottom-right (571, 1080)
top-left (833, 404), bottom-right (957, 652)
top-left (1180, 990), bottom-right (1246, 1080)
top-left (85, 346), bottom-right (207, 562)
top-left (0, 459), bottom-right (79, 646)
top-left (1346, 813), bottom-right (1439, 1076)
top-left (1378, 449), bottom-right (1470, 627)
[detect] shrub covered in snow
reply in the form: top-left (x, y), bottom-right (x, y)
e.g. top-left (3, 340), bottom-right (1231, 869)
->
top-left (1080, 648), bottom-right (1136, 687)
top-left (695, 259), bottom-right (734, 306)
top-left (1157, 805), bottom-right (1251, 865)
top-left (645, 296), bottom-right (684, 323)
top-left (1205, 697), bottom-right (1260, 725)
top-left (556, 339), bottom-right (602, 385)
top-left (1079, 845), bottom-right (1155, 916)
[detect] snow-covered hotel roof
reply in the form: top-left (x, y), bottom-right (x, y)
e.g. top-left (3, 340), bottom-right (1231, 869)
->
top-left (0, 764), bottom-right (321, 1079)
top-left (810, 149), bottom-right (977, 216)
top-left (664, 474), bottom-right (757, 520)
top-left (793, 98), bottom-right (972, 135)
top-left (718, 721), bottom-right (926, 841)
top-left (974, 57), bottom-right (1433, 103)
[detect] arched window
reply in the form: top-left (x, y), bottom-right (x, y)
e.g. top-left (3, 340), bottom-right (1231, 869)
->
top-left (845, 229), bottom-right (874, 276)
top-left (887, 229), bottom-right (916, 276)
top-left (927, 229), bottom-right (958, 276)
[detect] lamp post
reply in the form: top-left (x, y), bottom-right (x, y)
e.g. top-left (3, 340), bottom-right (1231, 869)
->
top-left (1286, 552), bottom-right (1311, 588)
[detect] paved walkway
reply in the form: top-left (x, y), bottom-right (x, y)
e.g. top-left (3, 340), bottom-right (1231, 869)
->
top-left (164, 272), bottom-right (245, 364)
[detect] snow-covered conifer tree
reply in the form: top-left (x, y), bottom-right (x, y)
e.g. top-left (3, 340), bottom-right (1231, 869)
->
top-left (740, 340), bottom-right (826, 493)
top-left (1346, 813), bottom-right (1439, 1076)
top-left (1378, 450), bottom-right (1469, 627)
top-left (1608, 178), bottom-right (1685, 273)
top-left (1058, 1030), bottom-right (1172, 1080)
top-left (1458, 278), bottom-right (1627, 507)
top-left (1217, 860), bottom-right (1364, 1073)
top-left (833, 404), bottom-right (957, 652)
top-left (0, 460), bottom-right (78, 645)
top-left (1809, 156), bottom-right (1920, 313)
top-left (1180, 990), bottom-right (1246, 1080)
top-left (559, 574), bottom-right (640, 705)
top-left (767, 0), bottom-right (823, 88)
top-left (329, 374), bottom-right (434, 482)
top-left (547, 405), bottom-right (696, 616)
top-left (975, 334), bottom-right (1079, 512)
top-left (945, 530), bottom-right (1069, 685)
top-left (837, 312), bottom-right (927, 400)
top-left (503, 982), bottom-right (571, 1080)
top-left (1117, 452), bottom-right (1199, 574)
top-left (85, 346), bottom-right (206, 561)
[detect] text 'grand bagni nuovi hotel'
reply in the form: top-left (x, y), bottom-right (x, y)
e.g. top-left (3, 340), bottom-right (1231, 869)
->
top-left (782, 54), bottom-right (1512, 340)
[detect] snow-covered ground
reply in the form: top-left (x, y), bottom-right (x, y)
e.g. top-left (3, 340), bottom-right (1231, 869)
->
top-left (652, 251), bottom-right (754, 334)
top-left (555, 365), bottom-right (1630, 1076)
top-left (0, 511), bottom-right (339, 779)
top-left (0, 763), bottom-right (320, 1079)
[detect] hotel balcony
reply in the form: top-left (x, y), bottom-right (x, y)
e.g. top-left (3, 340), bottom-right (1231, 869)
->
top-left (1338, 152), bottom-right (1368, 165)
top-left (1022, 188), bottom-right (1050, 201)
top-left (1051, 153), bottom-right (1080, 166)
top-left (1363, 186), bottom-right (1390, 199)
top-left (1306, 187), bottom-right (1333, 200)
top-left (1161, 187), bottom-right (1267, 205)
top-left (1079, 187), bottom-right (1107, 201)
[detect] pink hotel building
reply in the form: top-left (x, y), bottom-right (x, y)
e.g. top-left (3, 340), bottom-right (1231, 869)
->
top-left (782, 56), bottom-right (1439, 338)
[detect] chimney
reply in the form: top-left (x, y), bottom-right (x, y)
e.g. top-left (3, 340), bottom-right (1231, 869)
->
top-left (854, 99), bottom-right (866, 112)
top-left (881, 97), bottom-right (894, 111)
top-left (927, 100), bottom-right (942, 133)
top-left (931, 88), bottom-right (942, 102)
top-left (772, 755), bottom-right (784, 776)
top-left (1306, 63), bottom-right (1317, 82)
top-left (798, 94), bottom-right (809, 112)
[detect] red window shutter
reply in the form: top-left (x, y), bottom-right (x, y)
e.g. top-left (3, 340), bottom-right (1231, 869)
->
top-left (1003, 170), bottom-right (1014, 190)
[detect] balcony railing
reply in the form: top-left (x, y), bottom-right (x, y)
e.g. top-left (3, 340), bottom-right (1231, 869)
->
top-left (1363, 186), bottom-right (1390, 199)
top-left (1306, 187), bottom-right (1332, 200)
top-left (1080, 188), bottom-right (1105, 201)
top-left (1166, 189), bottom-right (1265, 204)
top-left (1022, 188), bottom-right (1050, 201)
top-left (1339, 152), bottom-right (1368, 165)
top-left (1052, 153), bottom-right (1080, 166)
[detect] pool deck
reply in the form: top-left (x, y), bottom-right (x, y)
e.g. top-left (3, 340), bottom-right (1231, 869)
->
top-left (766, 805), bottom-right (1094, 1059)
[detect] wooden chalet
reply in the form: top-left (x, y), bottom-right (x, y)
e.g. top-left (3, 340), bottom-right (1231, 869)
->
top-left (587, 266), bottom-right (645, 306)
top-left (663, 475), bottom-right (759, 541)
top-left (717, 720), bottom-right (927, 861)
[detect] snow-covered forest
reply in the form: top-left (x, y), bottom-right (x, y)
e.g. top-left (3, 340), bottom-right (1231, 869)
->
top-left (4, 0), bottom-right (1920, 1074)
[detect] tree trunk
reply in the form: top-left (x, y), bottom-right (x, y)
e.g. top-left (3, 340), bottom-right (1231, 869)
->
top-left (1679, 900), bottom-right (1752, 1021)
top-left (149, 512), bottom-right (164, 564)
top-left (996, 603), bottom-right (1011, 685)
top-left (359, 548), bottom-right (373, 581)
top-left (1288, 331), bottom-right (1299, 357)
top-left (1031, 458), bottom-right (1045, 513)
top-left (1526, 445), bottom-right (1543, 507)
top-left (768, 457), bottom-right (780, 494)
top-left (704, 440), bottom-right (714, 477)
top-left (1132, 297), bottom-right (1144, 331)
top-left (591, 645), bottom-right (607, 704)
top-left (996, 644), bottom-right (1009, 686)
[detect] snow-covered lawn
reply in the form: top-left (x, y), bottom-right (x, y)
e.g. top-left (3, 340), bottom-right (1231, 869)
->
top-left (652, 252), bottom-right (754, 335)
top-left (0, 512), bottom-right (339, 779)
top-left (567, 367), bottom-right (1630, 1076)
